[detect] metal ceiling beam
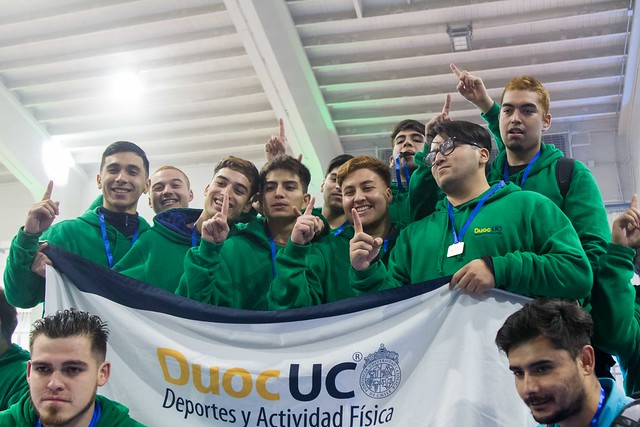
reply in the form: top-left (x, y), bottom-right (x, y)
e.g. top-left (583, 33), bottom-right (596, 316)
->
top-left (223, 0), bottom-right (343, 192)
top-left (0, 78), bottom-right (87, 213)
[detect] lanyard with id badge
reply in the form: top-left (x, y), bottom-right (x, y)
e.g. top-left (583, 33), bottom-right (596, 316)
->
top-left (446, 181), bottom-right (505, 258)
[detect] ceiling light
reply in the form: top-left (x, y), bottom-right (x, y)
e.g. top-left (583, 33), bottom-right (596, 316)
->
top-left (447, 24), bottom-right (473, 52)
top-left (42, 139), bottom-right (75, 186)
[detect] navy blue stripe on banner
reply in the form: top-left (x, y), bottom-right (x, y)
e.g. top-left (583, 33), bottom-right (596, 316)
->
top-left (44, 245), bottom-right (452, 324)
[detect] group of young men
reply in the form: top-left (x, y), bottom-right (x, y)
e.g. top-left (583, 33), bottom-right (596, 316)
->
top-left (0, 62), bottom-right (639, 426)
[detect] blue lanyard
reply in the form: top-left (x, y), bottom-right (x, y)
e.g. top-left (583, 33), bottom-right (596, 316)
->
top-left (267, 232), bottom-right (278, 278)
top-left (191, 225), bottom-right (199, 247)
top-left (503, 149), bottom-right (541, 187)
top-left (394, 153), bottom-right (411, 191)
top-left (37, 400), bottom-right (101, 427)
top-left (447, 181), bottom-right (505, 244)
top-left (98, 211), bottom-right (139, 268)
top-left (333, 221), bottom-right (348, 237)
top-left (589, 387), bottom-right (606, 427)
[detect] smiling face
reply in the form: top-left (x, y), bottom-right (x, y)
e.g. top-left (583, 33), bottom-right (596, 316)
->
top-left (389, 129), bottom-right (426, 171)
top-left (261, 169), bottom-right (309, 221)
top-left (148, 168), bottom-right (193, 213)
top-left (27, 335), bottom-right (110, 427)
top-left (203, 167), bottom-right (253, 221)
top-left (341, 168), bottom-right (392, 235)
top-left (96, 151), bottom-right (147, 214)
top-left (507, 336), bottom-right (590, 425)
top-left (499, 89), bottom-right (551, 162)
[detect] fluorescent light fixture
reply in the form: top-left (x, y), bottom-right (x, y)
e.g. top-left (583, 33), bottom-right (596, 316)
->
top-left (447, 24), bottom-right (473, 52)
top-left (42, 139), bottom-right (75, 186)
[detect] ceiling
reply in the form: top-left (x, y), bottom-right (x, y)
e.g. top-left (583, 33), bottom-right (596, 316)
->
top-left (0, 0), bottom-right (637, 204)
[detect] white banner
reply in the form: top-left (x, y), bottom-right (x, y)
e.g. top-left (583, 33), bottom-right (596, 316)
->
top-left (43, 247), bottom-right (534, 427)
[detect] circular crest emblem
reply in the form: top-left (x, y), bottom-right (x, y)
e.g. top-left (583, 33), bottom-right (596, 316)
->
top-left (359, 344), bottom-right (401, 399)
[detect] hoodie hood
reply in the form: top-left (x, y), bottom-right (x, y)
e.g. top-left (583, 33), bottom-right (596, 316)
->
top-left (489, 142), bottom-right (564, 183)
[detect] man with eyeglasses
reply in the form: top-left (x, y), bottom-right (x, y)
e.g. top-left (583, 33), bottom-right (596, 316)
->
top-left (350, 120), bottom-right (591, 299)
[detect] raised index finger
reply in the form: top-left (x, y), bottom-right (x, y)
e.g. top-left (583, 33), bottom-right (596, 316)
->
top-left (352, 208), bottom-right (363, 234)
top-left (221, 187), bottom-right (229, 217)
top-left (304, 196), bottom-right (315, 216)
top-left (631, 194), bottom-right (638, 210)
top-left (442, 93), bottom-right (451, 115)
top-left (450, 63), bottom-right (462, 78)
top-left (42, 180), bottom-right (54, 201)
top-left (279, 118), bottom-right (286, 139)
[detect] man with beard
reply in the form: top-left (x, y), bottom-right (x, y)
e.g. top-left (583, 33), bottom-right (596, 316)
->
top-left (268, 156), bottom-right (403, 309)
top-left (4, 141), bottom-right (151, 309)
top-left (313, 154), bottom-right (353, 232)
top-left (114, 159), bottom-right (259, 292)
top-left (495, 298), bottom-right (632, 426)
top-left (0, 309), bottom-right (143, 426)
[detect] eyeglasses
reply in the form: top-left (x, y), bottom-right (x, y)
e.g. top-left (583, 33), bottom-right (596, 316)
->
top-left (425, 137), bottom-right (484, 167)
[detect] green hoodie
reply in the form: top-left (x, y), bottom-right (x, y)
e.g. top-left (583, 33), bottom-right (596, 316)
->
top-left (176, 217), bottom-right (282, 310)
top-left (353, 182), bottom-right (592, 299)
top-left (590, 243), bottom-right (640, 396)
top-left (3, 207), bottom-right (150, 308)
top-left (481, 101), bottom-right (610, 273)
top-left (114, 208), bottom-right (202, 293)
top-left (0, 392), bottom-right (145, 426)
top-left (0, 344), bottom-right (29, 411)
top-left (268, 223), bottom-right (403, 309)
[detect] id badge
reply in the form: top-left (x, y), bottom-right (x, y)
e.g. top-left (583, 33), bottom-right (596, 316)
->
top-left (447, 242), bottom-right (464, 257)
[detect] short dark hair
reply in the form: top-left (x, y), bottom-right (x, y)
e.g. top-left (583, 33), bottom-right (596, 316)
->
top-left (30, 309), bottom-right (110, 362)
top-left (0, 289), bottom-right (18, 343)
top-left (495, 299), bottom-right (593, 359)
top-left (259, 155), bottom-right (311, 193)
top-left (390, 119), bottom-right (426, 148)
top-left (100, 141), bottom-right (150, 177)
top-left (214, 156), bottom-right (260, 198)
top-left (336, 156), bottom-right (391, 188)
top-left (432, 121), bottom-right (493, 152)
top-left (325, 154), bottom-right (354, 177)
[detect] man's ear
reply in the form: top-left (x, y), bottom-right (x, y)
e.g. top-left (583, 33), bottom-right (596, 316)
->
top-left (577, 345), bottom-right (596, 375)
top-left (389, 155), bottom-right (395, 168)
top-left (479, 147), bottom-right (491, 166)
top-left (97, 361), bottom-right (111, 387)
top-left (542, 114), bottom-right (552, 133)
top-left (96, 174), bottom-right (103, 190)
top-left (203, 184), bottom-right (210, 197)
top-left (26, 360), bottom-right (32, 383)
top-left (302, 193), bottom-right (311, 210)
top-left (384, 187), bottom-right (393, 204)
top-left (320, 178), bottom-right (326, 194)
top-left (188, 189), bottom-right (194, 203)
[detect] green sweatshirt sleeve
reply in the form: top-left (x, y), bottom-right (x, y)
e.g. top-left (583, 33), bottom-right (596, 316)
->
top-left (409, 148), bottom-right (442, 221)
top-left (349, 259), bottom-right (392, 295)
top-left (3, 228), bottom-right (46, 308)
top-left (268, 242), bottom-right (324, 309)
top-left (590, 243), bottom-right (639, 362)
top-left (480, 101), bottom-right (503, 151)
top-left (561, 162), bottom-right (611, 273)
top-left (176, 239), bottom-right (226, 305)
top-left (491, 197), bottom-right (592, 299)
